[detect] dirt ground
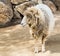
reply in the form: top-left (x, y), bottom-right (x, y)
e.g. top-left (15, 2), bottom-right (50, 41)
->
top-left (0, 11), bottom-right (60, 56)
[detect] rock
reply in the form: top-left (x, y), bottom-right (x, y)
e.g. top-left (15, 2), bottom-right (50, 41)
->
top-left (50, 0), bottom-right (60, 10)
top-left (43, 0), bottom-right (57, 13)
top-left (31, 0), bottom-right (42, 4)
top-left (10, 1), bottom-right (37, 26)
top-left (15, 1), bottom-right (37, 15)
top-left (11, 0), bottom-right (29, 4)
top-left (0, 0), bottom-right (13, 27)
top-left (10, 8), bottom-right (23, 25)
top-left (31, 0), bottom-right (42, 3)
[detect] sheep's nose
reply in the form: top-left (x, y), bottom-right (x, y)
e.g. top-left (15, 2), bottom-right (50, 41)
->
top-left (21, 23), bottom-right (25, 27)
top-left (21, 23), bottom-right (23, 25)
top-left (21, 23), bottom-right (24, 26)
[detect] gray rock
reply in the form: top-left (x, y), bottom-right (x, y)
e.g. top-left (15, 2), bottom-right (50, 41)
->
top-left (0, 0), bottom-right (13, 27)
top-left (51, 0), bottom-right (60, 10)
top-left (43, 0), bottom-right (57, 13)
top-left (15, 1), bottom-right (37, 15)
top-left (11, 0), bottom-right (29, 4)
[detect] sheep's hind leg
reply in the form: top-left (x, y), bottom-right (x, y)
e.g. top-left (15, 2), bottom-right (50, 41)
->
top-left (42, 34), bottom-right (47, 52)
top-left (42, 41), bottom-right (45, 52)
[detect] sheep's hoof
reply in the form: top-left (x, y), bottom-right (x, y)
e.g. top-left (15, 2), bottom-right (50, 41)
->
top-left (42, 47), bottom-right (45, 53)
top-left (34, 47), bottom-right (41, 53)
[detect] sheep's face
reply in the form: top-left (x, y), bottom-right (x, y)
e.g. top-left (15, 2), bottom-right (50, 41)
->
top-left (21, 7), bottom-right (40, 28)
top-left (25, 10), bottom-right (36, 27)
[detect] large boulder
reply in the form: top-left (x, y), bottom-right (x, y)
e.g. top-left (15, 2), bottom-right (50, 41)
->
top-left (43, 0), bottom-right (57, 13)
top-left (11, 1), bottom-right (37, 25)
top-left (11, 0), bottom-right (29, 4)
top-left (31, 0), bottom-right (42, 4)
top-left (50, 0), bottom-right (60, 10)
top-left (0, 0), bottom-right (13, 27)
top-left (15, 1), bottom-right (37, 15)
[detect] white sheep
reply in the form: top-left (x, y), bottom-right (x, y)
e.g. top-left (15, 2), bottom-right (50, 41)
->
top-left (21, 4), bottom-right (55, 53)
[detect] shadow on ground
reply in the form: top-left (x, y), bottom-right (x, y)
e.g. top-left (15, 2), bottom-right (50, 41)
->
top-left (46, 33), bottom-right (60, 54)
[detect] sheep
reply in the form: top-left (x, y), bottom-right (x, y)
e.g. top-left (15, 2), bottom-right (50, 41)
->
top-left (21, 4), bottom-right (55, 53)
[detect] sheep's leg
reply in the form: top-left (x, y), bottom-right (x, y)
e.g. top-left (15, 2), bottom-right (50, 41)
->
top-left (34, 46), bottom-right (39, 53)
top-left (42, 33), bottom-right (47, 52)
top-left (34, 39), bottom-right (39, 53)
top-left (34, 38), bottom-right (42, 53)
top-left (42, 41), bottom-right (45, 52)
top-left (34, 37), bottom-right (46, 53)
top-left (42, 33), bottom-right (48, 52)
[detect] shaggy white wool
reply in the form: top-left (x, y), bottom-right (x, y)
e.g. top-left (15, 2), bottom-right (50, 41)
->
top-left (21, 4), bottom-right (55, 53)
top-left (35, 4), bottom-right (55, 34)
top-left (21, 4), bottom-right (55, 34)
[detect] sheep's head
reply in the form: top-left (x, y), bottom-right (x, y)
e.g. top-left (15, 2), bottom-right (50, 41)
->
top-left (21, 7), bottom-right (42, 28)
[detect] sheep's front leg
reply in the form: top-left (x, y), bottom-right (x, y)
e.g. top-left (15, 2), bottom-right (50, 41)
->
top-left (34, 38), bottom-right (46, 53)
top-left (34, 38), bottom-right (42, 53)
top-left (34, 39), bottom-right (39, 53)
top-left (34, 45), bottom-right (39, 53)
